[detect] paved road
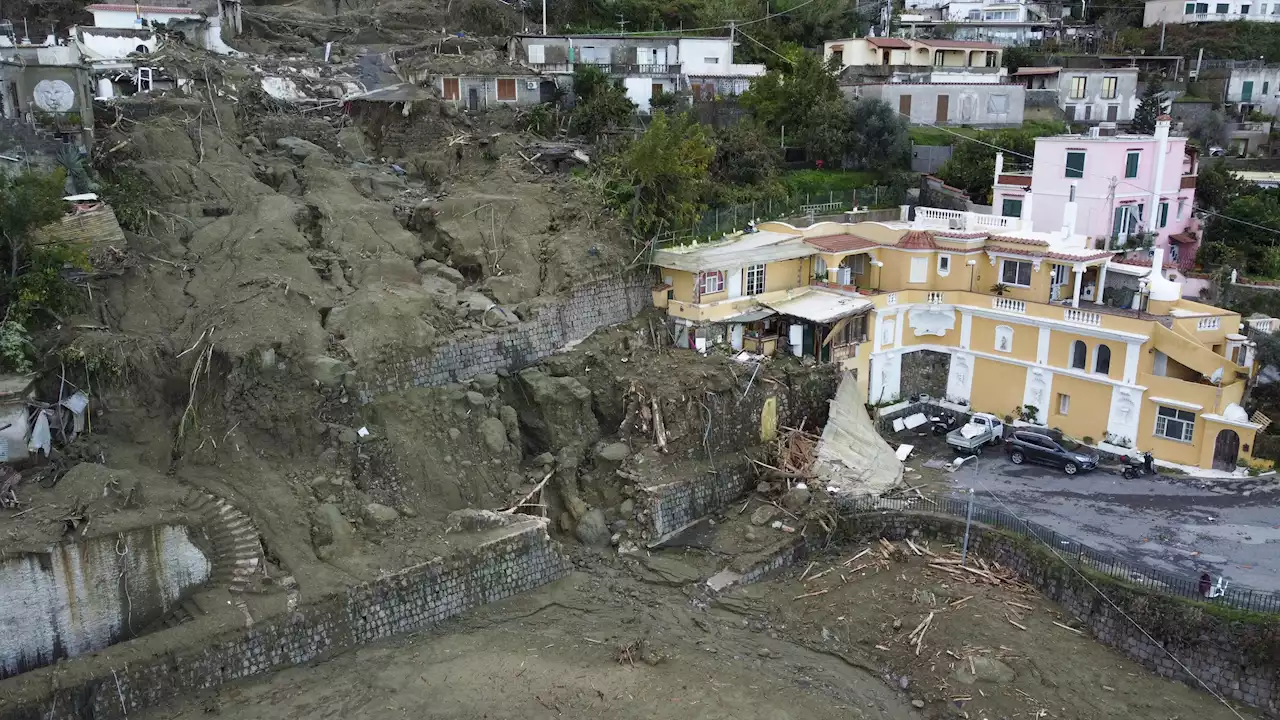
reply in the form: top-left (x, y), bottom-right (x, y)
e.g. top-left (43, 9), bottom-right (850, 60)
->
top-left (945, 457), bottom-right (1280, 594)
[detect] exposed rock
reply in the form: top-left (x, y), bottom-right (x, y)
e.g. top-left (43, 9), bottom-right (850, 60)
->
top-left (471, 373), bottom-right (500, 391)
top-left (953, 656), bottom-right (1016, 685)
top-left (276, 136), bottom-right (324, 161)
top-left (363, 502), bottom-right (400, 525)
top-left (465, 390), bottom-right (486, 407)
top-left (420, 274), bottom-right (458, 301)
top-left (750, 505), bottom-right (779, 526)
top-left (448, 427), bottom-right (461, 440)
top-left (534, 452), bottom-right (554, 466)
top-left (337, 126), bottom-right (372, 161)
top-left (516, 368), bottom-right (600, 451)
top-left (596, 442), bottom-right (630, 464)
top-left (446, 508), bottom-right (522, 532)
top-left (309, 356), bottom-right (348, 387)
top-left (756, 481), bottom-right (774, 494)
top-left (479, 417), bottom-right (508, 453)
top-left (642, 555), bottom-right (701, 586)
top-left (781, 487), bottom-right (811, 511)
top-left (482, 275), bottom-right (533, 305)
top-left (573, 508), bottom-right (610, 546)
top-left (498, 405), bottom-right (520, 444)
top-left (417, 258), bottom-right (465, 288)
top-left (619, 498), bottom-right (634, 516)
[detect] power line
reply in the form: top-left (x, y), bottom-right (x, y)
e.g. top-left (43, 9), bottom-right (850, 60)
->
top-left (966, 478), bottom-right (1248, 720)
top-left (735, 26), bottom-right (793, 64)
top-left (622, 0), bottom-right (824, 36)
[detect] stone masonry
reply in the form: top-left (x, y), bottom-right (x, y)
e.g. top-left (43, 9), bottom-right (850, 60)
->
top-left (355, 274), bottom-right (653, 403)
top-left (0, 519), bottom-right (571, 720)
top-left (638, 465), bottom-right (754, 545)
top-left (843, 511), bottom-right (1280, 715)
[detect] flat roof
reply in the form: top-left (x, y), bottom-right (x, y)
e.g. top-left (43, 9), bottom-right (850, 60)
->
top-left (86, 3), bottom-right (199, 12)
top-left (762, 288), bottom-right (873, 324)
top-left (653, 230), bottom-right (813, 273)
top-left (1011, 66), bottom-right (1061, 76)
top-left (512, 33), bottom-right (730, 41)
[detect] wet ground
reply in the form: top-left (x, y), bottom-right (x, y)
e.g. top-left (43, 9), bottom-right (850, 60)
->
top-left (906, 443), bottom-right (1280, 593)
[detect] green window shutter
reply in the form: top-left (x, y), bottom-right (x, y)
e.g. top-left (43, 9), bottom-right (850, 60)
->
top-left (1125, 152), bottom-right (1139, 178)
top-left (1065, 151), bottom-right (1085, 178)
top-left (1159, 202), bottom-right (1169, 228)
top-left (1002, 198), bottom-right (1023, 217)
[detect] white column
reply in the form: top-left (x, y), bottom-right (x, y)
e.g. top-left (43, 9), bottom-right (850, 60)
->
top-left (1123, 341), bottom-right (1142, 384)
top-left (1095, 263), bottom-right (1107, 305)
top-left (959, 311), bottom-right (973, 350)
top-left (1037, 327), bottom-right (1051, 365)
top-left (1071, 268), bottom-right (1083, 308)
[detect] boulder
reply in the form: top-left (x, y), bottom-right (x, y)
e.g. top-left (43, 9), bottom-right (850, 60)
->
top-left (619, 498), bottom-right (634, 517)
top-left (482, 275), bottom-right (534, 305)
top-left (781, 487), bottom-right (811, 511)
top-left (515, 368), bottom-right (600, 451)
top-left (446, 508), bottom-right (521, 532)
top-left (276, 136), bottom-right (325, 161)
top-left (573, 508), bottom-right (611, 546)
top-left (309, 356), bottom-right (348, 387)
top-left (420, 274), bottom-right (458, 302)
top-left (595, 442), bottom-right (630, 464)
top-left (750, 505), bottom-right (779, 526)
top-left (479, 417), bottom-right (508, 453)
top-left (953, 656), bottom-right (1016, 685)
top-left (337, 126), bottom-right (372, 161)
top-left (465, 390), bottom-right (486, 407)
top-left (417, 258), bottom-right (465, 288)
top-left (363, 502), bottom-right (401, 525)
top-left (472, 373), bottom-right (501, 391)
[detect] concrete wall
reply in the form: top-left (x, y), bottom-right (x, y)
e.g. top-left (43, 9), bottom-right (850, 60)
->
top-left (0, 519), bottom-right (570, 720)
top-left (1057, 68), bottom-right (1138, 123)
top-left (911, 143), bottom-right (953, 174)
top-left (355, 274), bottom-right (653, 403)
top-left (1226, 67), bottom-right (1280, 115)
top-left (852, 83), bottom-right (1024, 127)
top-left (843, 511), bottom-right (1280, 713)
top-left (0, 525), bottom-right (210, 680)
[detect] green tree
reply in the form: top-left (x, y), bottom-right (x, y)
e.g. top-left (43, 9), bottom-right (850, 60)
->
top-left (937, 128), bottom-right (1040, 201)
top-left (846, 97), bottom-right (910, 172)
top-left (1001, 46), bottom-right (1036, 73)
top-left (1203, 189), bottom-right (1280, 276)
top-left (0, 170), bottom-right (67, 285)
top-left (606, 111), bottom-right (716, 238)
top-left (798, 98), bottom-right (853, 167)
top-left (570, 65), bottom-right (636, 138)
top-left (1196, 159), bottom-right (1253, 214)
top-left (740, 49), bottom-right (842, 141)
top-left (710, 121), bottom-right (784, 199)
top-left (1131, 80), bottom-right (1164, 135)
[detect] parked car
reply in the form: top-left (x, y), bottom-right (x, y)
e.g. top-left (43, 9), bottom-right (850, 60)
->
top-left (1004, 429), bottom-right (1099, 475)
top-left (945, 412), bottom-right (1004, 455)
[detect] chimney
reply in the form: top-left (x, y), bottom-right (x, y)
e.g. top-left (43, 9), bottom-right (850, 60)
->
top-left (1151, 246), bottom-right (1164, 274)
top-left (1155, 115), bottom-right (1171, 141)
top-left (993, 151), bottom-right (1004, 189)
top-left (1060, 181), bottom-right (1078, 237)
top-left (1147, 115), bottom-right (1173, 232)
top-left (1019, 188), bottom-right (1034, 231)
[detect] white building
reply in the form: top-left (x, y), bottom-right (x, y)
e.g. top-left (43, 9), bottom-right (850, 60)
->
top-left (1144, 0), bottom-right (1280, 25)
top-left (507, 34), bottom-right (764, 112)
top-left (894, 0), bottom-right (1068, 44)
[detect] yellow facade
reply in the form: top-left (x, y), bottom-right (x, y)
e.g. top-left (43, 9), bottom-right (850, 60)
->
top-left (652, 219), bottom-right (1264, 470)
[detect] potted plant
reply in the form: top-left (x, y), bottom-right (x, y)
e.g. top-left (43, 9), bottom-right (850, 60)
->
top-left (990, 282), bottom-right (1009, 296)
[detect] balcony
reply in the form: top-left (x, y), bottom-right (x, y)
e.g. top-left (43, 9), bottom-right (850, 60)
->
top-left (530, 62), bottom-right (681, 76)
top-left (1182, 11), bottom-right (1280, 21)
top-left (914, 207), bottom-right (1024, 233)
top-left (1181, 174), bottom-right (1197, 190)
top-left (997, 172), bottom-right (1032, 187)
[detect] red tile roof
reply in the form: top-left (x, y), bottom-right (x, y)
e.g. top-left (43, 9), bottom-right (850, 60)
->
top-left (988, 234), bottom-right (1050, 247)
top-left (804, 234), bottom-right (879, 253)
top-left (992, 246), bottom-right (1114, 262)
top-left (897, 230), bottom-right (938, 249)
top-left (867, 37), bottom-right (913, 49)
top-left (932, 231), bottom-right (988, 240)
top-left (1112, 254), bottom-right (1177, 269)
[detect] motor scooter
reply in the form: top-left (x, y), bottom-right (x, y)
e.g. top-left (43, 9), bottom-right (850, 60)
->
top-left (1121, 451), bottom-right (1154, 479)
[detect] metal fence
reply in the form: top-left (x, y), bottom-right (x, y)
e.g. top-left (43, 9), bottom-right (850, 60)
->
top-left (841, 492), bottom-right (1280, 615)
top-left (657, 187), bottom-right (907, 247)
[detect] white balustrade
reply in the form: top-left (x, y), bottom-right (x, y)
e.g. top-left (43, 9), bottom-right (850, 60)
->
top-left (1064, 308), bottom-right (1102, 326)
top-left (992, 297), bottom-right (1026, 313)
top-left (1197, 316), bottom-right (1221, 331)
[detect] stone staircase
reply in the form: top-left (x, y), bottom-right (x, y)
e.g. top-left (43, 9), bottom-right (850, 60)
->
top-left (184, 489), bottom-right (265, 594)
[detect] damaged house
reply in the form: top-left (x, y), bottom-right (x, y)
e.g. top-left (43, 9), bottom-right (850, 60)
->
top-left (652, 200), bottom-right (1268, 472)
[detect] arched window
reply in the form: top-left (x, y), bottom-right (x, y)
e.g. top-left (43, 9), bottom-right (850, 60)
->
top-left (1070, 340), bottom-right (1087, 370)
top-left (1094, 345), bottom-right (1112, 375)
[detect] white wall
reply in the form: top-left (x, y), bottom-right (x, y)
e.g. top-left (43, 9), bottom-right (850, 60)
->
top-left (679, 38), bottom-right (735, 74)
top-left (77, 30), bottom-right (158, 60)
top-left (88, 8), bottom-right (201, 29)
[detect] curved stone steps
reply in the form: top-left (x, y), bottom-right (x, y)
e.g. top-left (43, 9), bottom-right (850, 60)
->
top-left (184, 490), bottom-right (266, 594)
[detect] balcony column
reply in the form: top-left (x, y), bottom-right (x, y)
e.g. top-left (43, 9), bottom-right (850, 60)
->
top-left (1071, 267), bottom-right (1084, 308)
top-left (1095, 263), bottom-right (1107, 305)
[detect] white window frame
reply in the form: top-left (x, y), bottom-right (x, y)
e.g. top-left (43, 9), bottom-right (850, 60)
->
top-left (1070, 76), bottom-right (1086, 99)
top-left (1000, 259), bottom-right (1033, 287)
top-left (909, 256), bottom-right (929, 284)
top-left (1154, 405), bottom-right (1196, 442)
top-left (1093, 344), bottom-right (1112, 374)
top-left (937, 254), bottom-right (951, 276)
top-left (1069, 340), bottom-right (1087, 370)
top-left (1058, 393), bottom-right (1070, 415)
top-left (848, 254), bottom-right (867, 274)
top-left (701, 271), bottom-right (724, 294)
top-left (745, 264), bottom-right (766, 295)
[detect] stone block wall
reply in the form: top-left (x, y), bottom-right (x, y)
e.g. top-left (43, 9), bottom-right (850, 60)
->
top-left (842, 511), bottom-right (1280, 715)
top-left (899, 350), bottom-right (950, 401)
top-left (355, 274), bottom-right (653, 403)
top-left (0, 520), bottom-right (571, 720)
top-left (637, 465), bottom-right (754, 544)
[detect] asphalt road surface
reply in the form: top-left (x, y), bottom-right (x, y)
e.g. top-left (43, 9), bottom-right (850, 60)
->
top-left (947, 456), bottom-right (1280, 594)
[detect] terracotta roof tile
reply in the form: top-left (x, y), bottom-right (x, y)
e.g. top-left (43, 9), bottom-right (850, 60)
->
top-left (804, 234), bottom-right (879, 253)
top-left (988, 234), bottom-right (1050, 247)
top-left (867, 37), bottom-right (913, 49)
top-left (897, 230), bottom-right (938, 249)
top-left (991, 246), bottom-right (1114, 262)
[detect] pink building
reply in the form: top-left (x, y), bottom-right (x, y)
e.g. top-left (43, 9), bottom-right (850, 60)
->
top-left (992, 118), bottom-right (1201, 269)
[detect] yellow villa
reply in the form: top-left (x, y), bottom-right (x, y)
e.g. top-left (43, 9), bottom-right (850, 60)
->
top-left (651, 204), bottom-right (1265, 472)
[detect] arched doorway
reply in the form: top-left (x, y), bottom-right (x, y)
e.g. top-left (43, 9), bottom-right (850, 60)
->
top-left (1213, 429), bottom-right (1241, 472)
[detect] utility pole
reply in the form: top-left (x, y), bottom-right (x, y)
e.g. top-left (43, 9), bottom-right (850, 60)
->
top-left (1104, 176), bottom-right (1118, 251)
top-left (960, 488), bottom-right (975, 567)
top-left (1159, 21), bottom-right (1166, 52)
top-left (728, 19), bottom-right (735, 45)
top-left (542, 0), bottom-right (546, 36)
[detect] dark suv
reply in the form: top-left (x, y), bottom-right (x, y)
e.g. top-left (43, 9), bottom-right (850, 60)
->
top-left (1004, 429), bottom-right (1099, 475)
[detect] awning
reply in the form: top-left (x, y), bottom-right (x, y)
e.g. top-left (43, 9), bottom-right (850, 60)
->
top-left (1169, 232), bottom-right (1198, 244)
top-left (762, 289), bottom-right (872, 324)
top-left (718, 308), bottom-right (775, 323)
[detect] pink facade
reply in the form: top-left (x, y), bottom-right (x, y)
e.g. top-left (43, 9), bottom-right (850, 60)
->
top-left (992, 119), bottom-right (1200, 269)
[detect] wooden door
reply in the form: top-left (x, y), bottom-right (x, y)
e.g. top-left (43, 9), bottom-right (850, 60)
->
top-left (936, 94), bottom-right (949, 123)
top-left (899, 94), bottom-right (912, 118)
top-left (1213, 429), bottom-right (1240, 471)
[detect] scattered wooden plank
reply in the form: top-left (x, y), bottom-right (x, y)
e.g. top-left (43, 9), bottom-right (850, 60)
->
top-left (842, 548), bottom-right (872, 566)
top-left (793, 588), bottom-right (829, 601)
top-left (949, 595), bottom-right (974, 608)
top-left (1005, 601), bottom-right (1034, 611)
top-left (905, 538), bottom-right (924, 556)
top-left (799, 561), bottom-right (817, 582)
top-left (808, 568), bottom-right (834, 582)
top-left (1053, 621), bottom-right (1084, 635)
top-left (1006, 615), bottom-right (1028, 631)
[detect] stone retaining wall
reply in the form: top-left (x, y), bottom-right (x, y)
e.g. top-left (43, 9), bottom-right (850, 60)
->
top-left (355, 274), bottom-right (653, 403)
top-left (843, 511), bottom-right (1280, 715)
top-left (0, 519), bottom-right (570, 720)
top-left (638, 465), bottom-right (754, 545)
